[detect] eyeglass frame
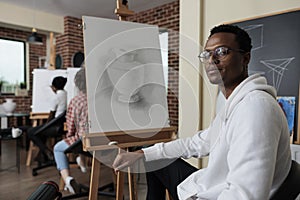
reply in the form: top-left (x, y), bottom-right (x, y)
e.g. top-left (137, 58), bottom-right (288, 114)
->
top-left (198, 46), bottom-right (246, 63)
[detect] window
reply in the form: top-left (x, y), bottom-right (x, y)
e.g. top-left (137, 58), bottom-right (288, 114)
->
top-left (0, 38), bottom-right (26, 94)
top-left (159, 29), bottom-right (168, 92)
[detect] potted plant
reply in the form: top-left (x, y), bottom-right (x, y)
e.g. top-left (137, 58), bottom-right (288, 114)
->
top-left (0, 76), bottom-right (5, 95)
top-left (15, 82), bottom-right (28, 96)
top-left (0, 80), bottom-right (2, 95)
top-left (20, 82), bottom-right (27, 89)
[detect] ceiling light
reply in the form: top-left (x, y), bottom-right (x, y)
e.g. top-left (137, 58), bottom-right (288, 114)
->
top-left (27, 28), bottom-right (43, 45)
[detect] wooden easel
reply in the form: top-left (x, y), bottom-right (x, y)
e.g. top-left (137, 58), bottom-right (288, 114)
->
top-left (84, 2), bottom-right (174, 199)
top-left (48, 32), bottom-right (56, 70)
top-left (26, 112), bottom-right (49, 166)
top-left (114, 0), bottom-right (134, 21)
top-left (83, 127), bottom-right (177, 200)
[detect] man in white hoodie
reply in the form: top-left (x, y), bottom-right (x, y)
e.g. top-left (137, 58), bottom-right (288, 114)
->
top-left (112, 24), bottom-right (291, 200)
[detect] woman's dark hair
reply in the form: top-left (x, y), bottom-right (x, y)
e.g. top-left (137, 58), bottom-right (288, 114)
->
top-left (209, 24), bottom-right (252, 52)
top-left (52, 76), bottom-right (67, 90)
top-left (74, 68), bottom-right (86, 93)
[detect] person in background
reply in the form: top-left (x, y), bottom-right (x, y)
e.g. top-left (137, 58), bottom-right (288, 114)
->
top-left (28, 76), bottom-right (67, 163)
top-left (53, 68), bottom-right (88, 194)
top-left (112, 24), bottom-right (291, 200)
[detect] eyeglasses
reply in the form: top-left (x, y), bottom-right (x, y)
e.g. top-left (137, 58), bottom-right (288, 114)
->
top-left (198, 46), bottom-right (245, 63)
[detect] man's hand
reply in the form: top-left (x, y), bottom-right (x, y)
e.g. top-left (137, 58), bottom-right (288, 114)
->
top-left (112, 150), bottom-right (144, 173)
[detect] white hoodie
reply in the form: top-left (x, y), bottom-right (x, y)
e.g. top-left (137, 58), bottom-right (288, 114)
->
top-left (143, 74), bottom-right (291, 200)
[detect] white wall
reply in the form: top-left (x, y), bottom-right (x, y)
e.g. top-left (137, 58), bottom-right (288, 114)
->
top-left (179, 0), bottom-right (300, 167)
top-left (0, 2), bottom-right (63, 34)
top-left (179, 0), bottom-right (203, 167)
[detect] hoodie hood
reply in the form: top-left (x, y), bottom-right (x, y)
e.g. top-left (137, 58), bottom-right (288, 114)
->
top-left (224, 74), bottom-right (277, 119)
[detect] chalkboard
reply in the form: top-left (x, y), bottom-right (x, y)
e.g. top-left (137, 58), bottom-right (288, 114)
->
top-left (231, 9), bottom-right (300, 141)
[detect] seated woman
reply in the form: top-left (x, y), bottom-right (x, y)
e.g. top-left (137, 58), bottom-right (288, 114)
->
top-left (27, 76), bottom-right (67, 163)
top-left (53, 68), bottom-right (88, 194)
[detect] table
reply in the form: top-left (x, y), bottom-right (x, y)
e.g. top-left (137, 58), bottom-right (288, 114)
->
top-left (0, 132), bottom-right (22, 173)
top-left (0, 113), bottom-right (30, 128)
top-left (0, 112), bottom-right (30, 149)
top-left (0, 113), bottom-right (29, 173)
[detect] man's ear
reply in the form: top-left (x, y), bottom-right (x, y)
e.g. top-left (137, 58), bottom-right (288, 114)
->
top-left (243, 52), bottom-right (251, 66)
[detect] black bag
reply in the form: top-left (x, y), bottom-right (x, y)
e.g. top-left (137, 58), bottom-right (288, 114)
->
top-left (27, 181), bottom-right (62, 200)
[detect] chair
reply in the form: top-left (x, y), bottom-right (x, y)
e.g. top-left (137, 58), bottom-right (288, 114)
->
top-left (32, 111), bottom-right (67, 176)
top-left (61, 139), bottom-right (115, 200)
top-left (270, 160), bottom-right (300, 200)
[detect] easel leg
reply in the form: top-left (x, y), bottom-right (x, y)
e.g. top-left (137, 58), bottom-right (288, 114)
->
top-left (89, 151), bottom-right (100, 200)
top-left (26, 119), bottom-right (39, 166)
top-left (128, 167), bottom-right (133, 200)
top-left (116, 170), bottom-right (124, 200)
top-left (116, 148), bottom-right (124, 200)
top-left (127, 146), bottom-right (137, 200)
top-left (128, 168), bottom-right (138, 200)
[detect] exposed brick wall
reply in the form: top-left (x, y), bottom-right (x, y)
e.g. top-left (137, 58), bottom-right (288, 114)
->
top-left (56, 16), bottom-right (84, 68)
top-left (127, 0), bottom-right (180, 127)
top-left (0, 26), bottom-right (46, 116)
top-left (0, 16), bottom-right (83, 118)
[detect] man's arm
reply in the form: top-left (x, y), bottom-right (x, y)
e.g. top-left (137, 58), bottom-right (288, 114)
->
top-left (66, 99), bottom-right (76, 138)
top-left (112, 129), bottom-right (211, 172)
top-left (143, 129), bottom-right (210, 161)
top-left (217, 98), bottom-right (289, 200)
top-left (46, 110), bottom-right (55, 123)
top-left (112, 150), bottom-right (144, 172)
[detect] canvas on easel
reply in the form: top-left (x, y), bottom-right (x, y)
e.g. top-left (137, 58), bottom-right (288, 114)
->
top-left (32, 68), bottom-right (81, 113)
top-left (82, 15), bottom-right (176, 200)
top-left (82, 16), bottom-right (170, 134)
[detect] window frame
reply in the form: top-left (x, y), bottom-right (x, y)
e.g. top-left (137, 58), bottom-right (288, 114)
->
top-left (0, 37), bottom-right (27, 94)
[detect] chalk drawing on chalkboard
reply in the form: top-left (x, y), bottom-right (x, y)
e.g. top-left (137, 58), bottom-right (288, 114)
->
top-left (248, 70), bottom-right (265, 76)
top-left (243, 24), bottom-right (264, 51)
top-left (260, 57), bottom-right (295, 91)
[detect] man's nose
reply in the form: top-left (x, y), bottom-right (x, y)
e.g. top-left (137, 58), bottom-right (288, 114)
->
top-left (208, 53), bottom-right (219, 64)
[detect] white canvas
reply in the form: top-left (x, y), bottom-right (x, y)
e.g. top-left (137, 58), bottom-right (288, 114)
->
top-left (32, 68), bottom-right (81, 113)
top-left (32, 69), bottom-right (66, 113)
top-left (82, 16), bottom-right (170, 133)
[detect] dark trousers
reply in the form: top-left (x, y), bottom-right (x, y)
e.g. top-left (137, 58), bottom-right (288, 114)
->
top-left (27, 125), bottom-right (61, 160)
top-left (145, 158), bottom-right (198, 200)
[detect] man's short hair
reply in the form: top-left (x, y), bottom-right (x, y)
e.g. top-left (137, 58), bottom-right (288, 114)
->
top-left (209, 24), bottom-right (252, 52)
top-left (52, 76), bottom-right (67, 90)
top-left (74, 68), bottom-right (86, 93)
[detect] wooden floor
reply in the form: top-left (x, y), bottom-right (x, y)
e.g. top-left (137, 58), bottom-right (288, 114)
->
top-left (0, 139), bottom-right (147, 200)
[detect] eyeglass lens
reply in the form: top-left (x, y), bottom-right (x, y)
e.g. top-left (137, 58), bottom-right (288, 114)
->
top-left (199, 47), bottom-right (229, 63)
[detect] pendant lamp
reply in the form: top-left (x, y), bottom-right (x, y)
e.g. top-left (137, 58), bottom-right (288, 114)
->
top-left (27, 28), bottom-right (43, 45)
